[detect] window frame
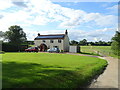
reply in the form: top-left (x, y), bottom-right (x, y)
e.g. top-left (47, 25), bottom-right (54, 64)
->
top-left (58, 39), bottom-right (61, 43)
top-left (50, 40), bottom-right (54, 43)
top-left (42, 40), bottom-right (46, 43)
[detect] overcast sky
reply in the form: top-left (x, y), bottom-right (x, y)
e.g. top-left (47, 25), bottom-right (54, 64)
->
top-left (0, 0), bottom-right (119, 41)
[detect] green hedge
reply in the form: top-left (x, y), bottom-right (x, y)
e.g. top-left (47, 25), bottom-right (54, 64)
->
top-left (2, 43), bottom-right (28, 52)
top-left (111, 41), bottom-right (120, 56)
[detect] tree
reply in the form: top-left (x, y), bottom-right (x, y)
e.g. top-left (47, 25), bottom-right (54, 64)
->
top-left (70, 40), bottom-right (78, 45)
top-left (79, 39), bottom-right (87, 45)
top-left (5, 25), bottom-right (27, 45)
top-left (111, 31), bottom-right (120, 56)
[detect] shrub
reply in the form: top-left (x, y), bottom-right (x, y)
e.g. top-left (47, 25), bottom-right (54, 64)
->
top-left (61, 50), bottom-right (64, 53)
top-left (2, 43), bottom-right (28, 52)
top-left (111, 41), bottom-right (120, 56)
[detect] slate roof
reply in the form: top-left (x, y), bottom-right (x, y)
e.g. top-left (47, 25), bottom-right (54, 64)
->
top-left (34, 34), bottom-right (65, 40)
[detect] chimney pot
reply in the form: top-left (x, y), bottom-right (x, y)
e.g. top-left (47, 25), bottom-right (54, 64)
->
top-left (38, 33), bottom-right (40, 36)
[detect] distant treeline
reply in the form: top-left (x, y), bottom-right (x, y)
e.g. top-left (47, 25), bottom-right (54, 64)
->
top-left (69, 39), bottom-right (112, 46)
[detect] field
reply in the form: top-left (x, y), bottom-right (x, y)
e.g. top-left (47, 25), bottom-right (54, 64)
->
top-left (2, 53), bottom-right (107, 88)
top-left (81, 46), bottom-right (118, 58)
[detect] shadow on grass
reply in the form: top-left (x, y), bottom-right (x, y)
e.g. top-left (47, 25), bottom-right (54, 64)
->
top-left (79, 52), bottom-right (100, 56)
top-left (2, 62), bottom-right (88, 88)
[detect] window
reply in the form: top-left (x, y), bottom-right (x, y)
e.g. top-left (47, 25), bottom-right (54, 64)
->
top-left (58, 39), bottom-right (61, 43)
top-left (50, 40), bottom-right (54, 43)
top-left (54, 46), bottom-right (58, 48)
top-left (42, 40), bottom-right (45, 42)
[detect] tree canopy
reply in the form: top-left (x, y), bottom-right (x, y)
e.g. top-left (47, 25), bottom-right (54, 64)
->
top-left (79, 39), bottom-right (87, 45)
top-left (70, 39), bottom-right (111, 46)
top-left (111, 31), bottom-right (120, 56)
top-left (5, 25), bottom-right (27, 45)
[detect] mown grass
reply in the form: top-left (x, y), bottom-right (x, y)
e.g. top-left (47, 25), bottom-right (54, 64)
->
top-left (81, 46), bottom-right (118, 58)
top-left (2, 53), bottom-right (107, 88)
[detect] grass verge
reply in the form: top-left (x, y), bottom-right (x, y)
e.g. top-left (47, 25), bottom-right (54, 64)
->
top-left (81, 46), bottom-right (119, 58)
top-left (2, 53), bottom-right (107, 88)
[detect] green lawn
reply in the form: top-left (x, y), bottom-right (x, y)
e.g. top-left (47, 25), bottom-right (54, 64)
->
top-left (81, 46), bottom-right (118, 58)
top-left (2, 53), bottom-right (107, 88)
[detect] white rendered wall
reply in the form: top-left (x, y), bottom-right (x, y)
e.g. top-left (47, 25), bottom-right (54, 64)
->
top-left (63, 35), bottom-right (69, 52)
top-left (69, 46), bottom-right (77, 53)
top-left (34, 39), bottom-right (64, 51)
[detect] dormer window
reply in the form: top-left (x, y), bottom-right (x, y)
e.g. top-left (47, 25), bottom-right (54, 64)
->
top-left (58, 39), bottom-right (61, 43)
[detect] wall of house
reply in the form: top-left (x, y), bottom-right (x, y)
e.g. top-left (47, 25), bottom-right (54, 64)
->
top-left (63, 35), bottom-right (69, 52)
top-left (34, 39), bottom-right (64, 51)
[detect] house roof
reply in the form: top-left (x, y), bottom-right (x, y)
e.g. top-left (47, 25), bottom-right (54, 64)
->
top-left (34, 34), bottom-right (65, 40)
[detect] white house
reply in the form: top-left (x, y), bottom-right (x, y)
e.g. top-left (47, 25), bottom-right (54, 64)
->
top-left (34, 30), bottom-right (69, 52)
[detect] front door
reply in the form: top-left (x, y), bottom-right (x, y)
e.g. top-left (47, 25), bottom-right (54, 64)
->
top-left (40, 44), bottom-right (47, 52)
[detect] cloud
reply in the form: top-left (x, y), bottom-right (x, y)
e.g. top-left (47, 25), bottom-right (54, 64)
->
top-left (0, 0), bottom-right (13, 10)
top-left (12, 1), bottom-right (28, 8)
top-left (107, 5), bottom-right (118, 10)
top-left (0, 0), bottom-right (117, 29)
top-left (0, 15), bottom-right (3, 19)
top-left (25, 0), bottom-right (117, 28)
top-left (0, 0), bottom-right (117, 41)
top-left (0, 10), bottom-right (32, 31)
top-left (106, 4), bottom-right (119, 14)
top-left (25, 28), bottom-right (116, 42)
top-left (51, 0), bottom-right (119, 2)
top-left (83, 13), bottom-right (117, 27)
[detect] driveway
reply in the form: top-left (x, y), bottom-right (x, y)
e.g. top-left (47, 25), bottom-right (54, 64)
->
top-left (89, 56), bottom-right (118, 88)
top-left (66, 53), bottom-right (118, 88)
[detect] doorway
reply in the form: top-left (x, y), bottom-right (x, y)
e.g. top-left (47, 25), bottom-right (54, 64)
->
top-left (40, 44), bottom-right (47, 52)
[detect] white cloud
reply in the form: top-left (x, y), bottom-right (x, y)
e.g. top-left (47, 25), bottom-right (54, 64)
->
top-left (25, 0), bottom-right (117, 28)
top-left (0, 10), bottom-right (32, 31)
top-left (83, 13), bottom-right (117, 27)
top-left (0, 0), bottom-right (117, 41)
top-left (106, 4), bottom-right (119, 14)
top-left (0, 0), bottom-right (117, 30)
top-left (95, 15), bottom-right (117, 27)
top-left (0, 0), bottom-right (13, 10)
top-left (25, 28), bottom-right (115, 42)
top-left (107, 5), bottom-right (118, 10)
top-left (32, 16), bottom-right (50, 25)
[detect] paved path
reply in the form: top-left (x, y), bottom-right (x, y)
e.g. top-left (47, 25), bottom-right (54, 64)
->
top-left (66, 53), bottom-right (118, 88)
top-left (89, 56), bottom-right (118, 88)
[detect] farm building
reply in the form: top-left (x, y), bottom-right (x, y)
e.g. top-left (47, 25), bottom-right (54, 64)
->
top-left (34, 30), bottom-right (69, 52)
top-left (69, 45), bottom-right (80, 53)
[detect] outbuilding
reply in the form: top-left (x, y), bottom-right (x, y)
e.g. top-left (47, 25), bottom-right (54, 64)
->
top-left (69, 45), bottom-right (80, 53)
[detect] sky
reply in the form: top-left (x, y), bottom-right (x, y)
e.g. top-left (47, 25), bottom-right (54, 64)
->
top-left (0, 0), bottom-right (119, 42)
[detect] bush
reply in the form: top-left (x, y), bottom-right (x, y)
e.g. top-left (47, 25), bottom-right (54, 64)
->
top-left (2, 43), bottom-right (28, 52)
top-left (111, 31), bottom-right (120, 57)
top-left (61, 50), bottom-right (64, 53)
top-left (111, 41), bottom-right (120, 56)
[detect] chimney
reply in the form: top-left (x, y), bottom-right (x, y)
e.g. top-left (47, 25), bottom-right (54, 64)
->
top-left (65, 29), bottom-right (68, 35)
top-left (38, 33), bottom-right (40, 36)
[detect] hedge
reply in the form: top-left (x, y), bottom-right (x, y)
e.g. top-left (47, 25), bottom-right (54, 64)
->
top-left (2, 43), bottom-right (28, 52)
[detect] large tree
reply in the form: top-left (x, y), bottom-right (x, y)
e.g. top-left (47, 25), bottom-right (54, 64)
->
top-left (5, 25), bottom-right (27, 45)
top-left (111, 31), bottom-right (120, 56)
top-left (79, 39), bottom-right (87, 45)
top-left (70, 40), bottom-right (78, 45)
